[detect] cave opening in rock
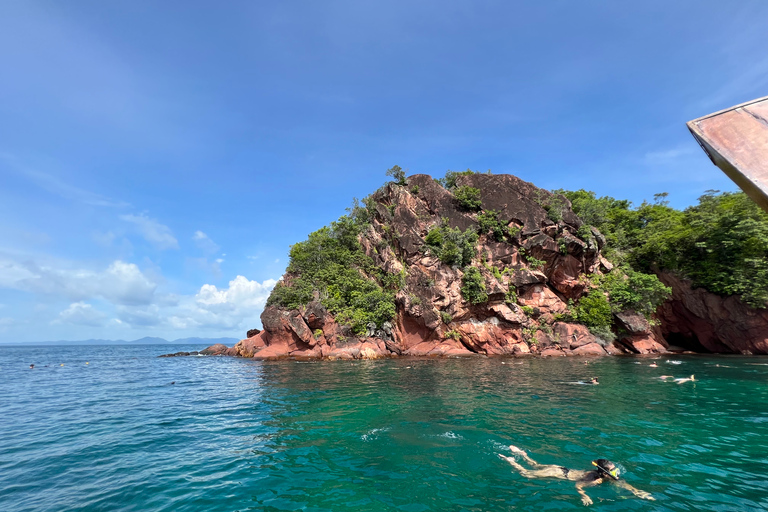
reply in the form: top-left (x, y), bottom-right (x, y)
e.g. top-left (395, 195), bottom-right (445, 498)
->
top-left (665, 332), bottom-right (710, 353)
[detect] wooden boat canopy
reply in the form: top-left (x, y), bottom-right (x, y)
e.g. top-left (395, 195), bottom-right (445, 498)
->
top-left (688, 95), bottom-right (768, 213)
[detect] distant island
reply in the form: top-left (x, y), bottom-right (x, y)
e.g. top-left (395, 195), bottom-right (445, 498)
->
top-left (204, 168), bottom-right (768, 359)
top-left (3, 337), bottom-right (240, 346)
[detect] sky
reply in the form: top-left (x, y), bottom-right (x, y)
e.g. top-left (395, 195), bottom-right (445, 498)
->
top-left (1, 1), bottom-right (767, 343)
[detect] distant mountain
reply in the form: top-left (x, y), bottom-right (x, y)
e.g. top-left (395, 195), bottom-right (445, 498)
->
top-left (130, 337), bottom-right (169, 344)
top-left (1, 337), bottom-right (240, 346)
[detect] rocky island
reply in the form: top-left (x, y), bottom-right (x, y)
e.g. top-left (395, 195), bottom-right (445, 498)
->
top-left (206, 169), bottom-right (768, 359)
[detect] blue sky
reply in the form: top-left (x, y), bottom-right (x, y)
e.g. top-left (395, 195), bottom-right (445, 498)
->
top-left (1, 1), bottom-right (767, 342)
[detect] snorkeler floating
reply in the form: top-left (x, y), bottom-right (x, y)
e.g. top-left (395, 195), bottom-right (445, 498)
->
top-left (659, 374), bottom-right (695, 384)
top-left (499, 445), bottom-right (654, 506)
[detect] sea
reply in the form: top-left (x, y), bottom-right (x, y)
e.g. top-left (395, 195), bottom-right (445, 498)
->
top-left (1, 344), bottom-right (767, 512)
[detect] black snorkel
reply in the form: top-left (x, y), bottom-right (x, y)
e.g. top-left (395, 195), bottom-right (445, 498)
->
top-left (592, 459), bottom-right (620, 481)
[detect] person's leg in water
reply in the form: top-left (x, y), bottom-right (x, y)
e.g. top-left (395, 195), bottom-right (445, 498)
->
top-left (500, 446), bottom-right (574, 480)
top-left (508, 445), bottom-right (539, 466)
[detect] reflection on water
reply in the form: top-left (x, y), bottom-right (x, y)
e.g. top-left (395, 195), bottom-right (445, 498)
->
top-left (1, 346), bottom-right (768, 511)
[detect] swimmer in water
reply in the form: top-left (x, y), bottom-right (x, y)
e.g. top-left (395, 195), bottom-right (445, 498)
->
top-left (500, 445), bottom-right (654, 506)
top-left (674, 374), bottom-right (695, 384)
top-left (649, 362), bottom-right (658, 368)
top-left (29, 364), bottom-right (34, 369)
top-left (589, 377), bottom-right (599, 385)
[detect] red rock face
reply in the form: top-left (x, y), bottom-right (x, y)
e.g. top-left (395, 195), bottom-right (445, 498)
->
top-left (656, 272), bottom-right (768, 354)
top-left (199, 343), bottom-right (229, 355)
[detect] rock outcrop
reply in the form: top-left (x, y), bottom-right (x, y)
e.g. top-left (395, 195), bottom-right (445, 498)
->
top-left (656, 272), bottom-right (768, 354)
top-left (206, 173), bottom-right (669, 359)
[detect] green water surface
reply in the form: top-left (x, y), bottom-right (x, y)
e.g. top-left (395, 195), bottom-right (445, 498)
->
top-left (2, 346), bottom-right (767, 511)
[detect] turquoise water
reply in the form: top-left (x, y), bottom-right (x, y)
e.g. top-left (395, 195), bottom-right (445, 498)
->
top-left (2, 346), bottom-right (768, 511)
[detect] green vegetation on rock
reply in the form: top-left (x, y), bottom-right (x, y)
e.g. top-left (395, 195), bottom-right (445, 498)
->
top-left (526, 256), bottom-right (546, 271)
top-left (599, 266), bottom-right (672, 318)
top-left (460, 267), bottom-right (488, 304)
top-left (543, 195), bottom-right (567, 222)
top-left (454, 186), bottom-right (482, 211)
top-left (424, 221), bottom-right (478, 267)
top-left (559, 189), bottom-right (768, 308)
top-left (477, 209), bottom-right (508, 242)
top-left (555, 264), bottom-right (670, 341)
top-left (266, 213), bottom-right (396, 335)
top-left (570, 291), bottom-right (612, 330)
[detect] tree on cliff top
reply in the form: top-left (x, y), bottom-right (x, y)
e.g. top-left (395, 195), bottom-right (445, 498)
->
top-left (386, 165), bottom-right (407, 186)
top-left (437, 169), bottom-right (476, 189)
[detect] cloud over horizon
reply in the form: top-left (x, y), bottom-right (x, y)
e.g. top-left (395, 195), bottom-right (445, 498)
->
top-left (0, 244), bottom-right (278, 340)
top-left (57, 302), bottom-right (107, 327)
top-left (0, 256), bottom-right (158, 306)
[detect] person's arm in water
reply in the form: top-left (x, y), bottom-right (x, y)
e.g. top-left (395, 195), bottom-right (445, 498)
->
top-left (575, 479), bottom-right (601, 506)
top-left (615, 480), bottom-right (654, 500)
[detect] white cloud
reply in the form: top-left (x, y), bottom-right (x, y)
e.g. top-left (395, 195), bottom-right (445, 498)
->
top-left (0, 256), bottom-right (157, 306)
top-left (167, 276), bottom-right (278, 331)
top-left (100, 261), bottom-right (157, 305)
top-left (120, 213), bottom-right (178, 250)
top-left (92, 275), bottom-right (278, 332)
top-left (0, 247), bottom-right (279, 336)
top-left (192, 230), bottom-right (220, 254)
top-left (56, 302), bottom-right (106, 327)
top-left (196, 276), bottom-right (276, 307)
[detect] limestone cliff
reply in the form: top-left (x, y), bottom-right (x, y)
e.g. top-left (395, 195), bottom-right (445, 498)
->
top-left (211, 172), bottom-right (670, 359)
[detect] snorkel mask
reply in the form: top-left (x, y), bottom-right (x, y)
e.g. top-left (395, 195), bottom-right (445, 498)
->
top-left (592, 459), bottom-right (620, 480)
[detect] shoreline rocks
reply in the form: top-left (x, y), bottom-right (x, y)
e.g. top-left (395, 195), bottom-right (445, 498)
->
top-left (159, 351), bottom-right (199, 357)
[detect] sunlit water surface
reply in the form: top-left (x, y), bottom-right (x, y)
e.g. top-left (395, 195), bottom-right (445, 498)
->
top-left (2, 345), bottom-right (768, 511)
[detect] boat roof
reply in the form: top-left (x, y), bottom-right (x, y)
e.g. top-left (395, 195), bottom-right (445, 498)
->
top-left (687, 96), bottom-right (768, 213)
